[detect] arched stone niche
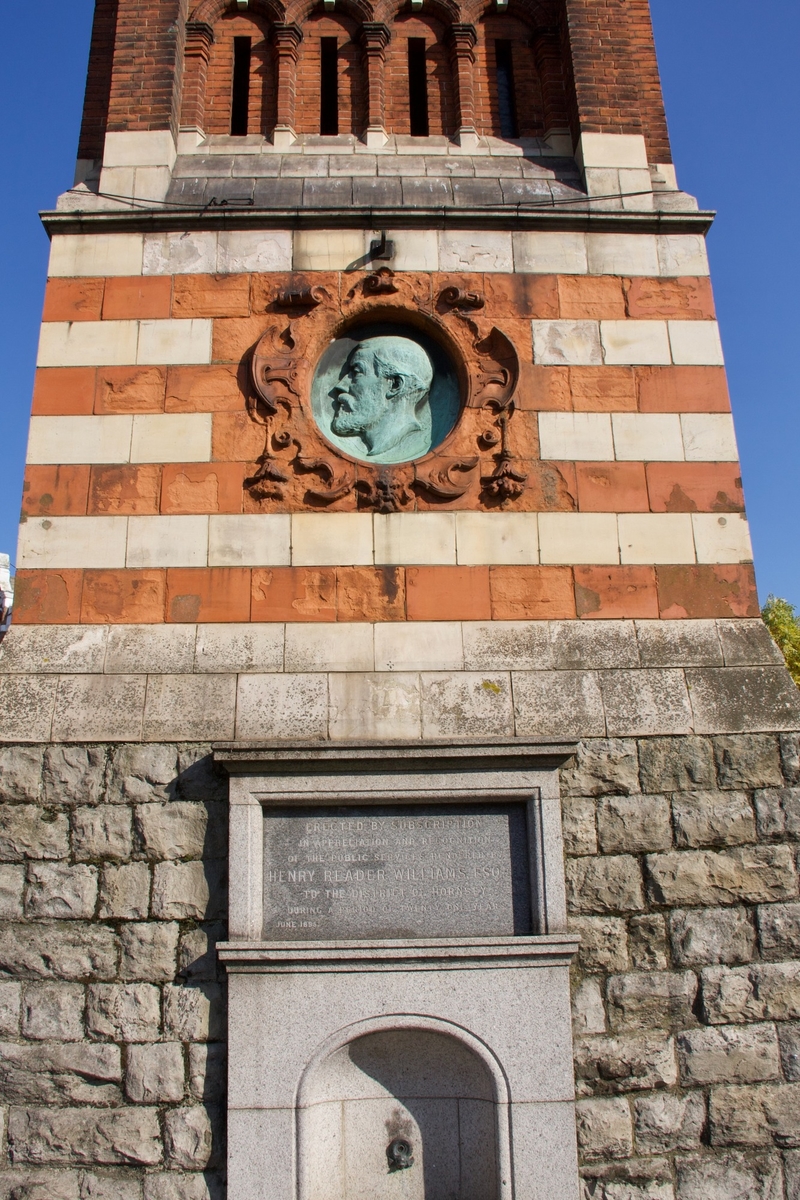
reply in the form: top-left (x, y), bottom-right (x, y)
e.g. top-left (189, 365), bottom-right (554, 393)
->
top-left (298, 1016), bottom-right (510, 1200)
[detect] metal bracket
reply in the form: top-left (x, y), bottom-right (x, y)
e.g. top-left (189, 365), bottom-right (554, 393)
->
top-left (369, 231), bottom-right (395, 261)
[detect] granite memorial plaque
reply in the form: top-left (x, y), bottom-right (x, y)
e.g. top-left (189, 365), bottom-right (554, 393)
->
top-left (262, 803), bottom-right (532, 940)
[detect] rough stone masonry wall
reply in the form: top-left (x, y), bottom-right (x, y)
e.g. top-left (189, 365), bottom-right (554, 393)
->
top-left (565, 732), bottom-right (800, 1200)
top-left (1, 729), bottom-right (799, 1198)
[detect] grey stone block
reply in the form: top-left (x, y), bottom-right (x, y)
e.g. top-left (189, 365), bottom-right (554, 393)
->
top-left (0, 1168), bottom-right (82, 1199)
top-left (52, 675), bottom-right (146, 742)
top-left (236, 673), bottom-right (328, 740)
top-left (401, 177), bottom-right (453, 206)
top-left (143, 1173), bottom-right (224, 1200)
top-left (252, 178), bottom-right (303, 207)
top-left (671, 790), bottom-right (756, 848)
top-left (0, 804), bottom-right (69, 861)
top-left (638, 737), bottom-right (716, 794)
top-left (353, 176), bottom-right (403, 206)
top-left (105, 626), bottom-right (197, 675)
top-left (0, 745), bottom-right (44, 802)
top-left (688, 667), bottom-right (800, 734)
top-left (76, 1170), bottom-right (144, 1199)
top-left (151, 860), bottom-right (226, 921)
top-left (561, 795), bottom-right (598, 857)
top-left (86, 983), bottom-right (161, 1043)
top-left (572, 978), bottom-right (606, 1034)
top-left (675, 1153), bottom-right (784, 1200)
top-left (574, 1032), bottom-right (677, 1095)
top-left (754, 787), bottom-right (800, 838)
top-left (780, 733), bottom-right (800, 784)
top-left (670, 906), bottom-right (756, 967)
top-left (475, 155), bottom-right (522, 176)
top-left (757, 902), bottom-right (800, 959)
top-left (787, 1150), bottom-right (800, 1200)
top-left (628, 913), bottom-right (669, 971)
top-left (0, 625), bottom-right (107, 674)
top-left (302, 177), bottom-right (353, 207)
top-left (98, 862), bottom-right (151, 920)
top-left (174, 155), bottom-right (234, 177)
top-left (0, 921), bottom-right (118, 981)
top-left (634, 1091), bottom-right (706, 1153)
top-left (42, 745), bottom-right (107, 807)
top-left (329, 153), bottom-right (375, 176)
top-left (232, 154), bottom-right (280, 177)
top-left (167, 178), bottom-right (207, 205)
top-left (566, 854), bottom-right (644, 914)
top-left (779, 1025), bottom-right (800, 1081)
top-left (512, 669), bottom-right (605, 739)
top-left (426, 157), bottom-right (476, 176)
top-left (7, 1106), bottom-right (162, 1166)
top-left (176, 746), bottom-right (227, 803)
top-left (0, 1042), bottom-right (121, 1106)
top-left (561, 739), bottom-right (640, 797)
top-left (280, 154), bottom-right (328, 177)
top-left (421, 672), bottom-right (513, 737)
top-left (462, 621), bottom-right (551, 670)
top-left (195, 624), bottom-right (284, 674)
top-left (164, 1106), bottom-right (217, 1170)
top-left (107, 744), bottom-right (178, 804)
top-left (500, 178), bottom-right (554, 204)
top-left (575, 1096), bottom-right (633, 1160)
top-left (0, 675), bottom-right (57, 741)
top-left (714, 734), bottom-right (784, 789)
top-left (126, 1043), bottom-right (185, 1104)
top-left (702, 963), bottom-right (800, 1023)
top-left (143, 675), bottom-right (236, 742)
top-left (710, 1082), bottom-right (800, 1147)
top-left (678, 1024), bottom-right (780, 1085)
top-left (0, 863), bottom-right (24, 918)
top-left (568, 915), bottom-right (629, 973)
top-left (72, 807), bottom-right (132, 861)
top-left (203, 177), bottom-right (254, 205)
top-left (552, 621), bottom-right (640, 670)
top-left (597, 794), bottom-right (672, 854)
top-left (119, 922), bottom-right (179, 982)
top-left (25, 863), bottom-right (98, 920)
top-left (22, 982), bottom-right (85, 1041)
top-left (178, 922), bottom-right (226, 983)
top-left (717, 619), bottom-right (784, 666)
top-left (163, 983), bottom-right (226, 1042)
top-left (452, 178), bottom-right (504, 206)
top-left (601, 669), bottom-right (693, 737)
top-left (378, 155), bottom-right (426, 175)
top-left (135, 801), bottom-right (225, 862)
top-left (635, 620), bottom-right (722, 668)
top-left (0, 980), bottom-right (21, 1036)
top-left (188, 1043), bottom-right (226, 1102)
top-left (646, 845), bottom-right (798, 907)
top-left (606, 971), bottom-right (697, 1031)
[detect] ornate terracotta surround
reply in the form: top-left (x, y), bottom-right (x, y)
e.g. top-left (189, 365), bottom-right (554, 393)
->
top-left (247, 267), bottom-right (531, 512)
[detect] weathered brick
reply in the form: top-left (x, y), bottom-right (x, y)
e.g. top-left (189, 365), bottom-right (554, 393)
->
top-left (135, 802), bottom-right (225, 861)
top-left (0, 980), bottom-right (21, 1036)
top-left (573, 977), bottom-right (607, 1035)
top-left (710, 1082), bottom-right (800, 1147)
top-left (42, 745), bottom-right (106, 807)
top-left (126, 1043), bottom-right (185, 1104)
top-left (597, 795), bottom-right (672, 854)
top-left (0, 863), bottom-right (24, 919)
top-left (670, 906), bottom-right (756, 966)
top-left (163, 983), bottom-right (226, 1043)
top-left (606, 972), bottom-right (697, 1031)
top-left (757, 902), bottom-right (800, 959)
top-left (143, 1172), bottom-right (223, 1200)
top-left (754, 788), bottom-right (800, 839)
top-left (671, 791), bottom-right (755, 848)
top-left (576, 1096), bottom-right (633, 1160)
top-left (629, 914), bottom-right (669, 971)
top-left (188, 1043), bottom-right (226, 1103)
top-left (675, 1151), bottom-right (784, 1200)
top-left (178, 923), bottom-right (225, 983)
top-left (677, 1024), bottom-right (781, 1085)
top-left (0, 1167), bottom-right (81, 1199)
top-left (72, 807), bottom-right (132, 861)
top-left (0, 921), bottom-right (118, 980)
top-left (107, 745), bottom-right (177, 805)
top-left (701, 963), bottom-right (800, 1023)
top-left (0, 746), bottom-right (44, 802)
top-left (646, 846), bottom-right (798, 907)
top-left (151, 861), bottom-right (226, 921)
top-left (779, 1025), bottom-right (800, 1081)
top-left (567, 855), bottom-right (645, 914)
top-left (562, 795), bottom-right (598, 857)
top-left (164, 1107), bottom-right (217, 1171)
top-left (119, 922), bottom-right (179, 982)
top-left (574, 1032), bottom-right (677, 1095)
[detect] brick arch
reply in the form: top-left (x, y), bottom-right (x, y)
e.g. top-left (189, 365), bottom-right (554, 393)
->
top-left (189, 0), bottom-right (285, 23)
top-left (286, 0), bottom-right (374, 26)
top-left (474, 0), bottom-right (569, 138)
top-left (183, 7), bottom-right (280, 136)
top-left (379, 0), bottom-right (460, 25)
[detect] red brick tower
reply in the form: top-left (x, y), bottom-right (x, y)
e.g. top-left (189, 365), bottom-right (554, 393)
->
top-left (2, 2), bottom-right (799, 1197)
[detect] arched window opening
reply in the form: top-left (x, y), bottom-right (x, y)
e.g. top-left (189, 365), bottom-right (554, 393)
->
top-left (408, 38), bottom-right (429, 136)
top-left (494, 38), bottom-right (518, 138)
top-left (231, 36), bottom-right (252, 134)
top-left (320, 36), bottom-right (339, 134)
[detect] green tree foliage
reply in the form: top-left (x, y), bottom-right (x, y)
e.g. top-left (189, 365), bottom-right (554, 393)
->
top-left (762, 596), bottom-right (800, 686)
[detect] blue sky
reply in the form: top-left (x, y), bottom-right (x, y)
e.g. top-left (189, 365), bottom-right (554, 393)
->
top-left (1, 1), bottom-right (798, 603)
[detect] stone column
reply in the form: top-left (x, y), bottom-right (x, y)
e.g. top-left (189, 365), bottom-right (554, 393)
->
top-left (180, 22), bottom-right (215, 146)
top-left (360, 23), bottom-right (390, 147)
top-left (447, 24), bottom-right (479, 149)
top-left (272, 23), bottom-right (303, 147)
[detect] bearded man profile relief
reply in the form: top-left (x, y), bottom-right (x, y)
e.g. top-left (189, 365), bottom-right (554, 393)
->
top-left (329, 335), bottom-right (434, 461)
